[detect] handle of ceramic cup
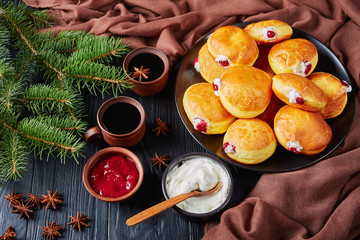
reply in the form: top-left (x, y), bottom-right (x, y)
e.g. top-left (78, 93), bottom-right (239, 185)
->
top-left (84, 126), bottom-right (103, 143)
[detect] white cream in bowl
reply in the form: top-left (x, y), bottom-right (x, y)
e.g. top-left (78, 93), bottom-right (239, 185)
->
top-left (165, 157), bottom-right (230, 214)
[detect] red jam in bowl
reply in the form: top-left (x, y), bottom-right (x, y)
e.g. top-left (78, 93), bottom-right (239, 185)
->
top-left (89, 154), bottom-right (139, 198)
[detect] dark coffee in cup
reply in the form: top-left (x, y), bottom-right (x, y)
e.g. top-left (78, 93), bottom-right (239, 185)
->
top-left (102, 102), bottom-right (141, 135)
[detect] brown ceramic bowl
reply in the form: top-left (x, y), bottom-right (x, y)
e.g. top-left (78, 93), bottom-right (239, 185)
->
top-left (123, 47), bottom-right (169, 96)
top-left (82, 147), bottom-right (144, 202)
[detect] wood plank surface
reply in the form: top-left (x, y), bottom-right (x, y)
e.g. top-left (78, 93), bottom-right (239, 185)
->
top-left (0, 65), bottom-right (261, 239)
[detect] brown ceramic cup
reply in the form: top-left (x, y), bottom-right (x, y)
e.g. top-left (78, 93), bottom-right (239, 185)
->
top-left (82, 147), bottom-right (144, 202)
top-left (123, 47), bottom-right (170, 96)
top-left (84, 96), bottom-right (145, 148)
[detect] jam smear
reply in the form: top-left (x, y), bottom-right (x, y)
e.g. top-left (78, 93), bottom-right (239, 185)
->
top-left (289, 147), bottom-right (300, 154)
top-left (89, 154), bottom-right (139, 198)
top-left (303, 60), bottom-right (312, 75)
top-left (193, 57), bottom-right (199, 66)
top-left (267, 30), bottom-right (276, 39)
top-left (218, 60), bottom-right (229, 67)
top-left (213, 82), bottom-right (219, 91)
top-left (295, 96), bottom-right (304, 104)
top-left (194, 117), bottom-right (207, 133)
top-left (341, 80), bottom-right (349, 87)
top-left (223, 142), bottom-right (236, 153)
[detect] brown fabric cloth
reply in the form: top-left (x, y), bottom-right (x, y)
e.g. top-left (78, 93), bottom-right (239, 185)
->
top-left (23, 0), bottom-right (360, 239)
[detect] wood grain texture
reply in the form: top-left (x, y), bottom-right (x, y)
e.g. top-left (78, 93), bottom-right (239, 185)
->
top-left (0, 65), bottom-right (261, 239)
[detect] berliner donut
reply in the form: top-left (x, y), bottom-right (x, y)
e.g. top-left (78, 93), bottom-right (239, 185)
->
top-left (308, 72), bottom-right (352, 119)
top-left (223, 118), bottom-right (277, 164)
top-left (197, 43), bottom-right (227, 83)
top-left (244, 20), bottom-right (293, 46)
top-left (207, 25), bottom-right (259, 67)
top-left (183, 82), bottom-right (236, 135)
top-left (274, 105), bottom-right (332, 155)
top-left (218, 65), bottom-right (272, 118)
top-left (272, 73), bottom-right (327, 112)
top-left (268, 38), bottom-right (318, 77)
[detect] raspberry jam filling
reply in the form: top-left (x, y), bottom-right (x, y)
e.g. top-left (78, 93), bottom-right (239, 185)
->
top-left (193, 56), bottom-right (200, 72)
top-left (223, 142), bottom-right (236, 154)
top-left (294, 60), bottom-right (312, 76)
top-left (193, 117), bottom-right (207, 133)
top-left (267, 30), bottom-right (276, 39)
top-left (287, 140), bottom-right (303, 154)
top-left (341, 80), bottom-right (352, 93)
top-left (213, 78), bottom-right (221, 96)
top-left (288, 89), bottom-right (304, 104)
top-left (215, 55), bottom-right (230, 67)
top-left (303, 60), bottom-right (312, 75)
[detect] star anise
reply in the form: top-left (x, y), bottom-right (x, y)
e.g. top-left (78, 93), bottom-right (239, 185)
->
top-left (41, 190), bottom-right (62, 210)
top-left (40, 221), bottom-right (62, 240)
top-left (152, 118), bottom-right (170, 136)
top-left (25, 192), bottom-right (43, 209)
top-left (0, 226), bottom-right (16, 240)
top-left (150, 153), bottom-right (170, 170)
top-left (4, 190), bottom-right (22, 208)
top-left (132, 66), bottom-right (150, 81)
top-left (67, 212), bottom-right (89, 232)
top-left (11, 199), bottom-right (34, 219)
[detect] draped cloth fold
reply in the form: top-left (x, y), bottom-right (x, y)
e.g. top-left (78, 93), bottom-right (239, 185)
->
top-left (23, 0), bottom-right (360, 239)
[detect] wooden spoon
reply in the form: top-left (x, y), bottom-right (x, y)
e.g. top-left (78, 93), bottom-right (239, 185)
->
top-left (126, 181), bottom-right (222, 226)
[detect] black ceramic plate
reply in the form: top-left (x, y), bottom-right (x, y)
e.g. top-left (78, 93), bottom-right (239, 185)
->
top-left (175, 22), bottom-right (355, 173)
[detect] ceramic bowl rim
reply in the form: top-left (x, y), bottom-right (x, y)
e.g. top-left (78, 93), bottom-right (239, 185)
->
top-left (97, 96), bottom-right (145, 138)
top-left (161, 152), bottom-right (234, 218)
top-left (123, 46), bottom-right (170, 85)
top-left (82, 147), bottom-right (144, 202)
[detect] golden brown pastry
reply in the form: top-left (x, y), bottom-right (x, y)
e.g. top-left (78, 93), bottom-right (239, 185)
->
top-left (308, 72), bottom-right (352, 119)
top-left (244, 20), bottom-right (293, 46)
top-left (218, 65), bottom-right (272, 118)
top-left (274, 105), bottom-right (332, 155)
top-left (272, 73), bottom-right (327, 112)
top-left (207, 25), bottom-right (259, 67)
top-left (223, 118), bottom-right (277, 164)
top-left (183, 82), bottom-right (236, 135)
top-left (268, 38), bottom-right (318, 77)
top-left (197, 43), bottom-right (227, 83)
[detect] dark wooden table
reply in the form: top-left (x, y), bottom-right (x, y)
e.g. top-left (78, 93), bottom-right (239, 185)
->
top-left (0, 64), bottom-right (261, 240)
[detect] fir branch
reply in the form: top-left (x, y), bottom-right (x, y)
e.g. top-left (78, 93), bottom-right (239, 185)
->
top-left (23, 84), bottom-right (76, 115)
top-left (70, 34), bottom-right (130, 63)
top-left (64, 61), bottom-right (130, 96)
top-left (30, 115), bottom-right (87, 136)
top-left (0, 131), bottom-right (28, 181)
top-left (17, 118), bottom-right (85, 163)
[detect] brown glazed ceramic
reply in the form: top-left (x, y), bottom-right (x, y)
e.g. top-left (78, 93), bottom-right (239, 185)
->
top-left (123, 47), bottom-right (170, 96)
top-left (84, 96), bottom-right (145, 148)
top-left (82, 147), bottom-right (144, 202)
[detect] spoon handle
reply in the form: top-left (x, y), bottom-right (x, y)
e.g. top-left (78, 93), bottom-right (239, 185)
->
top-left (126, 191), bottom-right (198, 226)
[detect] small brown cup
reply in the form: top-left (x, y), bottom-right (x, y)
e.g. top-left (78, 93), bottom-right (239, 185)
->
top-left (82, 147), bottom-right (144, 202)
top-left (84, 96), bottom-right (145, 148)
top-left (123, 47), bottom-right (169, 96)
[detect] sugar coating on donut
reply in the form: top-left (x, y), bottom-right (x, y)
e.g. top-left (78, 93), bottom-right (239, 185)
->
top-left (213, 78), bottom-right (221, 96)
top-left (215, 55), bottom-right (231, 67)
top-left (261, 26), bottom-right (277, 40)
top-left (192, 117), bottom-right (208, 133)
top-left (287, 140), bottom-right (303, 154)
top-left (341, 80), bottom-right (352, 93)
top-left (288, 89), bottom-right (304, 104)
top-left (294, 60), bottom-right (312, 76)
top-left (193, 57), bottom-right (200, 72)
top-left (223, 142), bottom-right (236, 154)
